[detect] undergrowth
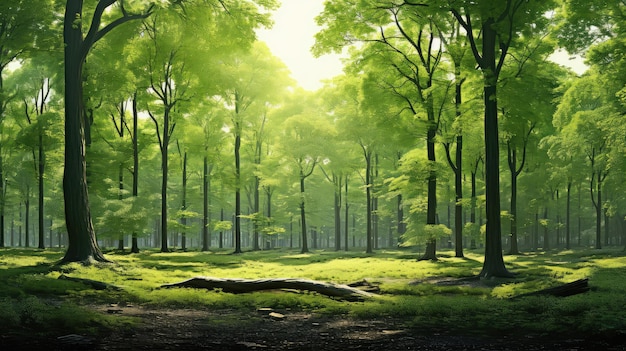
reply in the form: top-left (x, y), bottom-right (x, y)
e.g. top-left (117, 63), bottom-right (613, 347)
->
top-left (1, 247), bottom-right (625, 339)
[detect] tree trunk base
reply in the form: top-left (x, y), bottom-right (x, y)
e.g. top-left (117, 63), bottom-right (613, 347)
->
top-left (418, 241), bottom-right (438, 261)
top-left (161, 277), bottom-right (377, 301)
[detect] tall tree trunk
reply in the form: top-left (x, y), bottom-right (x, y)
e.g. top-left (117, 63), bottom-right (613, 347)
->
top-left (344, 176), bottom-right (350, 252)
top-left (566, 180), bottom-right (571, 250)
top-left (38, 133), bottom-right (45, 249)
top-left (131, 92), bottom-right (139, 253)
top-left (253, 172), bottom-right (260, 251)
top-left (117, 164), bottom-right (124, 250)
top-left (508, 146), bottom-right (519, 255)
top-left (160, 108), bottom-right (170, 253)
top-left (479, 19), bottom-right (510, 277)
top-left (61, 0), bottom-right (108, 263)
top-left (300, 174), bottom-right (309, 254)
top-left (25, 186), bottom-right (30, 247)
top-left (181, 151), bottom-right (187, 251)
top-left (543, 206), bottom-right (550, 251)
top-left (423, 110), bottom-right (437, 261)
top-left (334, 178), bottom-right (341, 251)
top-left (202, 154), bottom-right (209, 251)
top-left (234, 131), bottom-right (242, 254)
top-left (470, 168), bottom-right (478, 250)
top-left (364, 150), bottom-right (373, 254)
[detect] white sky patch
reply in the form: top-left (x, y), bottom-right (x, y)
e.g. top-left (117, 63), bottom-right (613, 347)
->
top-left (549, 49), bottom-right (588, 75)
top-left (257, 0), bottom-right (344, 91)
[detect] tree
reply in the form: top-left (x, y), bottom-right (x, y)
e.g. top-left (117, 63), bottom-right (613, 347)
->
top-left (220, 42), bottom-right (291, 253)
top-left (315, 0), bottom-right (451, 259)
top-left (61, 0), bottom-right (153, 263)
top-left (0, 0), bottom-right (55, 247)
top-left (499, 51), bottom-right (566, 254)
top-left (449, 0), bottom-right (557, 277)
top-left (60, 0), bottom-right (275, 261)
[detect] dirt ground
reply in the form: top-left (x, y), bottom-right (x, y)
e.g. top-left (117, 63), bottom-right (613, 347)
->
top-left (4, 304), bottom-right (624, 351)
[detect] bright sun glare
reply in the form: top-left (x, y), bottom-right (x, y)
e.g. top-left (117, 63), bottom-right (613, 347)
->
top-left (256, 0), bottom-right (345, 91)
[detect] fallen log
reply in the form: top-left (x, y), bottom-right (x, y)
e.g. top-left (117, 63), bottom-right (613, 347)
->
top-left (161, 277), bottom-right (377, 301)
top-left (511, 278), bottom-right (589, 299)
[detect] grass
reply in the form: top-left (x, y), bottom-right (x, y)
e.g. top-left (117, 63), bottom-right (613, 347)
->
top-left (1, 247), bottom-right (626, 339)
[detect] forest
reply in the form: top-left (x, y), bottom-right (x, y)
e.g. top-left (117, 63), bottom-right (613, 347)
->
top-left (1, 0), bottom-right (626, 349)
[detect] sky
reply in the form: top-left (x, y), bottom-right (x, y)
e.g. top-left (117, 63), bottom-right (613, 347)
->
top-left (256, 0), bottom-right (344, 91)
top-left (257, 1), bottom-right (588, 91)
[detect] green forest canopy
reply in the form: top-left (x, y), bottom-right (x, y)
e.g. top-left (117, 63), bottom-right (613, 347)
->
top-left (1, 0), bottom-right (625, 277)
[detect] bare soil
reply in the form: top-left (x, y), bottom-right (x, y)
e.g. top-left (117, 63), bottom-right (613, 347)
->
top-left (3, 304), bottom-right (623, 351)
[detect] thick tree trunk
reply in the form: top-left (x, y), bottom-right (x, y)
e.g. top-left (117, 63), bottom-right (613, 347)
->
top-left (479, 19), bottom-right (511, 278)
top-left (61, 0), bottom-right (108, 263)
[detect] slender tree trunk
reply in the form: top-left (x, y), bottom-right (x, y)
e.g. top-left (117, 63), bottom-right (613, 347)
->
top-left (543, 206), bottom-right (550, 251)
top-left (61, 0), bottom-right (109, 263)
top-left (364, 150), bottom-right (373, 254)
top-left (160, 108), bottom-right (170, 253)
top-left (566, 181), bottom-right (571, 250)
top-left (470, 169), bottom-right (477, 249)
top-left (234, 131), bottom-right (242, 254)
top-left (300, 175), bottom-right (309, 254)
top-left (592, 174), bottom-right (603, 249)
top-left (334, 180), bottom-right (341, 251)
top-left (38, 133), bottom-right (45, 249)
top-left (345, 176), bottom-right (349, 252)
top-left (117, 164), bottom-right (124, 250)
top-left (253, 172), bottom-right (260, 251)
top-left (219, 208), bottom-right (224, 249)
top-left (181, 151), bottom-right (187, 251)
top-left (25, 186), bottom-right (30, 247)
top-left (131, 93), bottom-right (139, 253)
top-left (508, 146), bottom-right (519, 255)
top-left (423, 113), bottom-right (437, 260)
top-left (202, 155), bottom-right (209, 251)
top-left (556, 190), bottom-right (561, 248)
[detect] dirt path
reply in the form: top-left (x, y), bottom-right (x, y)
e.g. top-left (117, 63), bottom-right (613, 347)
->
top-left (5, 305), bottom-right (624, 351)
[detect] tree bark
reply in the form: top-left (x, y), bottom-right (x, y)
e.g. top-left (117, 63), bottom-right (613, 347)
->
top-left (478, 19), bottom-right (511, 278)
top-left (61, 0), bottom-right (109, 263)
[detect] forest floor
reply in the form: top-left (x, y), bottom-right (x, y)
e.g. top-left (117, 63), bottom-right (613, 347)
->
top-left (7, 304), bottom-right (624, 351)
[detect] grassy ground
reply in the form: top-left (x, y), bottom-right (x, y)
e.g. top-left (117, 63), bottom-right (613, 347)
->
top-left (1, 247), bottom-right (625, 341)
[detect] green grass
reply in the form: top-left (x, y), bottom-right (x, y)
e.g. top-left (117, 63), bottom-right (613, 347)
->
top-left (1, 247), bottom-right (626, 339)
